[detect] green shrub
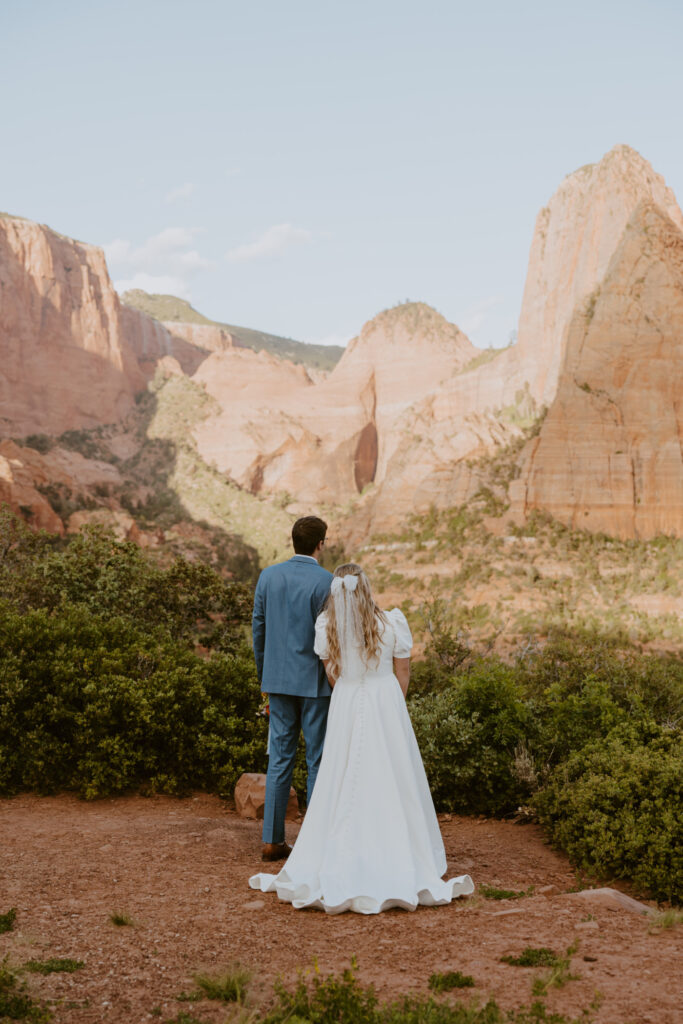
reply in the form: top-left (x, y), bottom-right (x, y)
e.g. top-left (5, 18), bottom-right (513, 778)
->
top-left (260, 960), bottom-right (592, 1024)
top-left (0, 908), bottom-right (16, 934)
top-left (0, 957), bottom-right (51, 1022)
top-left (0, 511), bottom-right (251, 652)
top-left (534, 722), bottom-right (683, 903)
top-left (409, 662), bottom-right (534, 815)
top-left (0, 602), bottom-right (267, 799)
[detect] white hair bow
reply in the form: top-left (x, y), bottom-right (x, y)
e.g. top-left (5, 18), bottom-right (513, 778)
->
top-left (330, 574), bottom-right (359, 595)
top-left (330, 573), bottom-right (363, 678)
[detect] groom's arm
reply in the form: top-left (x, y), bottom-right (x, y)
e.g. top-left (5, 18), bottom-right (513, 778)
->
top-left (252, 575), bottom-right (266, 683)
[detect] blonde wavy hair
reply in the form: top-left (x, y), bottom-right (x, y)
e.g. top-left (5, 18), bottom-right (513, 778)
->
top-left (323, 563), bottom-right (387, 679)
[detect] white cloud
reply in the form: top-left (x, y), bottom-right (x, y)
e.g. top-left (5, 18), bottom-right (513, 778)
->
top-left (103, 226), bottom-right (213, 300)
top-left (226, 223), bottom-right (312, 263)
top-left (113, 272), bottom-right (192, 299)
top-left (165, 182), bottom-right (195, 203)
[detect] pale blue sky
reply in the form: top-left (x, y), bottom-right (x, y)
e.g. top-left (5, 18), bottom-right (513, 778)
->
top-left (2, 0), bottom-right (682, 348)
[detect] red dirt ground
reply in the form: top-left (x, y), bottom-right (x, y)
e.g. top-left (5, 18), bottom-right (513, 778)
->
top-left (1, 794), bottom-right (681, 1023)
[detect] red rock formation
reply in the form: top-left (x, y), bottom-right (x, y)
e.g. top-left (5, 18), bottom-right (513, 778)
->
top-left (121, 306), bottom-right (235, 376)
top-left (516, 144), bottom-right (683, 405)
top-left (192, 303), bottom-right (478, 505)
top-left (0, 215), bottom-right (145, 436)
top-left (344, 146), bottom-right (683, 539)
top-left (509, 203), bottom-right (683, 539)
top-left (0, 439), bottom-right (121, 535)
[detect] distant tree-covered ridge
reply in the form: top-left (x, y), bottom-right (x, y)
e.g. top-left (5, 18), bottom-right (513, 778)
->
top-left (122, 289), bottom-right (345, 372)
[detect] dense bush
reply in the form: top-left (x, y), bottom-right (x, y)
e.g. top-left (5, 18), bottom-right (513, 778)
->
top-left (0, 601), bottom-right (267, 799)
top-left (410, 663), bottom-right (534, 815)
top-left (407, 629), bottom-right (683, 901)
top-left (0, 509), bottom-right (251, 651)
top-left (534, 721), bottom-right (683, 902)
top-left (0, 507), bottom-right (263, 799)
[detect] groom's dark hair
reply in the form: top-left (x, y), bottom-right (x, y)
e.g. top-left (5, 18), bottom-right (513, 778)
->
top-left (292, 516), bottom-right (327, 556)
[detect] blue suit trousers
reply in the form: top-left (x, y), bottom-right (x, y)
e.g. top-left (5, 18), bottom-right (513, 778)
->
top-left (262, 693), bottom-right (330, 844)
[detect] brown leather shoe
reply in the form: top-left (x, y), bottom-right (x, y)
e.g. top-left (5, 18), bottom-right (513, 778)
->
top-left (261, 841), bottom-right (292, 862)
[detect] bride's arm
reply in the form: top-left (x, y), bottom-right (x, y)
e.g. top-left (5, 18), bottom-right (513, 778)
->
top-left (322, 659), bottom-right (337, 689)
top-left (393, 657), bottom-right (410, 697)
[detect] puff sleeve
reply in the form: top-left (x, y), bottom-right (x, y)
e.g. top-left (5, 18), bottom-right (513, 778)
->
top-left (389, 608), bottom-right (413, 658)
top-left (314, 611), bottom-right (330, 659)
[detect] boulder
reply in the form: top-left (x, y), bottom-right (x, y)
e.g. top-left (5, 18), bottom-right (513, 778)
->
top-left (234, 772), bottom-right (298, 821)
top-left (565, 887), bottom-right (653, 916)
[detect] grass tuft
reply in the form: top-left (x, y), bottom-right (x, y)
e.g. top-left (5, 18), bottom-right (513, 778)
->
top-left (649, 908), bottom-right (683, 931)
top-left (193, 965), bottom-right (251, 1003)
top-left (109, 912), bottom-right (134, 927)
top-left (428, 970), bottom-right (476, 991)
top-left (0, 908), bottom-right (17, 934)
top-left (501, 948), bottom-right (560, 968)
top-left (479, 884), bottom-right (532, 900)
top-left (23, 958), bottom-right (84, 975)
top-left (531, 942), bottom-right (580, 997)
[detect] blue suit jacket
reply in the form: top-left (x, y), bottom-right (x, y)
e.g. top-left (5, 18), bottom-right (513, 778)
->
top-left (252, 555), bottom-right (333, 697)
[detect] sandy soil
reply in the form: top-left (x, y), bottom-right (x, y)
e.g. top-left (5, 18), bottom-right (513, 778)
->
top-left (1, 794), bottom-right (681, 1023)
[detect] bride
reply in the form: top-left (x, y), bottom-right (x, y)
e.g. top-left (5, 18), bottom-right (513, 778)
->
top-left (249, 563), bottom-right (474, 914)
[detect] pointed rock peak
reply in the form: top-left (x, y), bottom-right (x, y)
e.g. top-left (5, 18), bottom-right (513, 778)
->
top-left (366, 301), bottom-right (467, 338)
top-left (558, 145), bottom-right (683, 226)
top-left (350, 301), bottom-right (475, 360)
top-left (568, 143), bottom-right (644, 179)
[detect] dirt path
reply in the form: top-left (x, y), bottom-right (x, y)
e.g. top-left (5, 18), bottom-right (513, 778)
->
top-left (1, 794), bottom-right (681, 1023)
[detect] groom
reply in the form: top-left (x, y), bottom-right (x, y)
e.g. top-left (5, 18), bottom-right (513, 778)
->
top-left (252, 515), bottom-right (333, 861)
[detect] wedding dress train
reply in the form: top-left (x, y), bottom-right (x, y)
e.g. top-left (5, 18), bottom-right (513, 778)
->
top-left (249, 607), bottom-right (474, 914)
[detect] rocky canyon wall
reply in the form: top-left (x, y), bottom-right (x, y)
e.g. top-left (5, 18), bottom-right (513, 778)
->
top-left (516, 144), bottom-right (683, 406)
top-left (0, 215), bottom-right (146, 436)
top-left (2, 143), bottom-right (682, 544)
top-left (0, 214), bottom-right (226, 439)
top-left (509, 202), bottom-right (683, 539)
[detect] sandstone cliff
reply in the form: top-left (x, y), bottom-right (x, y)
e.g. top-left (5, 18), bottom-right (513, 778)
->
top-left (509, 202), bottom-right (683, 539)
top-left (0, 214), bottom-right (148, 436)
top-left (121, 305), bottom-right (235, 376)
top-left (191, 302), bottom-right (478, 505)
top-left (516, 144), bottom-right (683, 406)
top-left (341, 146), bottom-right (683, 539)
top-left (0, 438), bottom-right (122, 535)
top-left (0, 215), bottom-right (229, 439)
top-left (3, 145), bottom-right (682, 546)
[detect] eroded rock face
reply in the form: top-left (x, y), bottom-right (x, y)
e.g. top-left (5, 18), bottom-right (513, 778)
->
top-left (191, 347), bottom-right (314, 490)
top-left (121, 306), bottom-right (235, 377)
top-left (192, 302), bottom-right (478, 506)
top-left (0, 439), bottom-right (122, 535)
top-left (342, 146), bottom-right (683, 539)
top-left (516, 144), bottom-right (683, 406)
top-left (509, 203), bottom-right (683, 539)
top-left (0, 215), bottom-right (145, 437)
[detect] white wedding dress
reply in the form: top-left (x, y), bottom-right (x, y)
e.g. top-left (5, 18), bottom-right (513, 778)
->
top-left (249, 607), bottom-right (474, 914)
